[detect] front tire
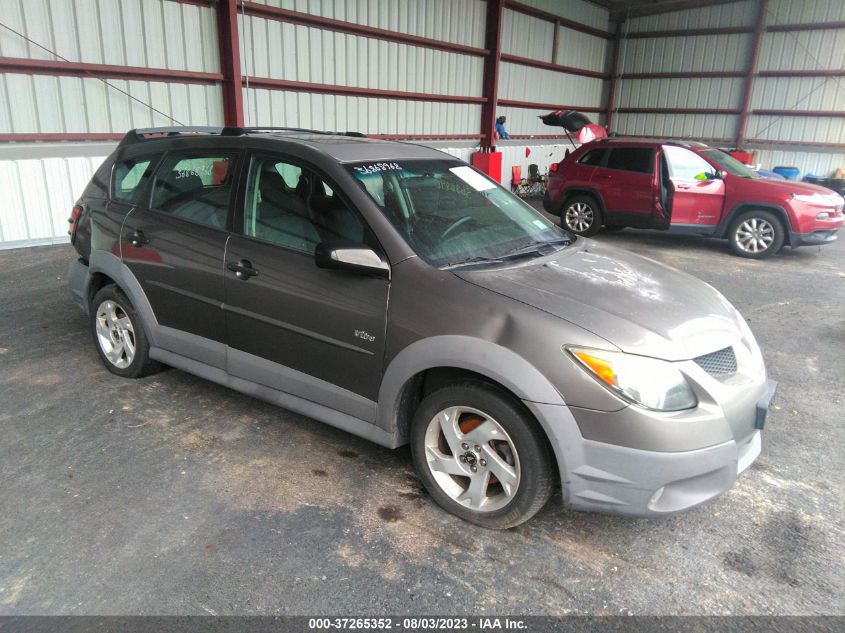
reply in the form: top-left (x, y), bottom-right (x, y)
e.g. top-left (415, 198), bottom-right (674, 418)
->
top-left (727, 210), bottom-right (785, 259)
top-left (91, 285), bottom-right (160, 378)
top-left (561, 195), bottom-right (602, 236)
top-left (410, 382), bottom-right (554, 529)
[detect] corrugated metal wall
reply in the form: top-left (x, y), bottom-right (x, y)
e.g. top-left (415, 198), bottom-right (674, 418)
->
top-left (614, 0), bottom-right (756, 143)
top-left (612, 0), bottom-right (845, 178)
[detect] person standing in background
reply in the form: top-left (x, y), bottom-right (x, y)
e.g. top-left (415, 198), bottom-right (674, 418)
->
top-left (496, 116), bottom-right (510, 140)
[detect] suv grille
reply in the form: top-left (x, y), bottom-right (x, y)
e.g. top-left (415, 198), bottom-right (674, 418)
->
top-left (694, 346), bottom-right (737, 378)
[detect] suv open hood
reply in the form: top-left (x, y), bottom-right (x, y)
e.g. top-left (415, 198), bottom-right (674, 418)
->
top-left (455, 241), bottom-right (742, 361)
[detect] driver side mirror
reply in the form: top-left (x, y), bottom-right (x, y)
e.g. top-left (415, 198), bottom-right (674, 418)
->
top-left (315, 241), bottom-right (390, 279)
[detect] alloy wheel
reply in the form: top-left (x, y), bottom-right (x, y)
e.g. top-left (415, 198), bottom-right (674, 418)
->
top-left (735, 217), bottom-right (775, 254)
top-left (423, 406), bottom-right (521, 512)
top-left (565, 202), bottom-right (594, 233)
top-left (95, 300), bottom-right (136, 369)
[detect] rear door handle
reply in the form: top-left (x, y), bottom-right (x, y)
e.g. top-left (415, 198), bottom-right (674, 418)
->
top-left (128, 230), bottom-right (150, 247)
top-left (227, 259), bottom-right (259, 280)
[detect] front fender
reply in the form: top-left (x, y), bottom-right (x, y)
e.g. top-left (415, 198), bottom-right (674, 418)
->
top-left (376, 335), bottom-right (567, 435)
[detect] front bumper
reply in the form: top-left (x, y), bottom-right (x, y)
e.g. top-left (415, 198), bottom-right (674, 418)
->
top-left (790, 228), bottom-right (839, 246)
top-left (524, 379), bottom-right (777, 517)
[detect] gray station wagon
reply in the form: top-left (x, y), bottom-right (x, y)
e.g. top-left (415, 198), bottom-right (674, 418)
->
top-left (67, 126), bottom-right (776, 528)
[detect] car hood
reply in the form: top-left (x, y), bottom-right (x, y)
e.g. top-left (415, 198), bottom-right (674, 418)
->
top-left (455, 240), bottom-right (741, 361)
top-left (742, 175), bottom-right (842, 200)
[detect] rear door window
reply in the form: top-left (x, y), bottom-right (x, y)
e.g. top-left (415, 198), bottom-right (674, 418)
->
top-left (605, 148), bottom-right (654, 174)
top-left (112, 155), bottom-right (160, 204)
top-left (150, 153), bottom-right (238, 229)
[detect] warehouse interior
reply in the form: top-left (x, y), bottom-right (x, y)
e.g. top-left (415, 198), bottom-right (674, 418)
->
top-left (0, 0), bottom-right (843, 249)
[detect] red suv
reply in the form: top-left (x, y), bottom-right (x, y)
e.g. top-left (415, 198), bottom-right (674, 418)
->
top-left (544, 139), bottom-right (844, 258)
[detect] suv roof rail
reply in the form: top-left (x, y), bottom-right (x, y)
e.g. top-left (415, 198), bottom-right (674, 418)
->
top-left (596, 136), bottom-right (711, 149)
top-left (117, 126), bottom-right (367, 148)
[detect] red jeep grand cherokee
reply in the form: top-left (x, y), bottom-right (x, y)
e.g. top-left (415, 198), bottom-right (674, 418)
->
top-left (544, 138), bottom-right (844, 258)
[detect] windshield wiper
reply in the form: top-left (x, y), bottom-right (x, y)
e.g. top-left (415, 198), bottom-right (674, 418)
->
top-left (443, 255), bottom-right (504, 269)
top-left (500, 237), bottom-right (572, 260)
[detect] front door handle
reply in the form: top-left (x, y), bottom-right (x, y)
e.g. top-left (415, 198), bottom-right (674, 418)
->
top-left (227, 259), bottom-right (259, 280)
top-left (128, 230), bottom-right (150, 247)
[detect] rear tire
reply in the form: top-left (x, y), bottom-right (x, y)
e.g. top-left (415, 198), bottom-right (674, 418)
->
top-left (561, 195), bottom-right (602, 236)
top-left (410, 382), bottom-right (555, 529)
top-left (727, 210), bottom-right (785, 259)
top-left (91, 285), bottom-right (161, 378)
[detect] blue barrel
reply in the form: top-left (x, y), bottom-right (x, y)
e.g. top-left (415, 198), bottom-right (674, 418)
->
top-left (773, 166), bottom-right (800, 180)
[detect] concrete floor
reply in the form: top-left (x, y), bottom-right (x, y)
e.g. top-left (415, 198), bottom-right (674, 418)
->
top-left (1, 214), bottom-right (843, 615)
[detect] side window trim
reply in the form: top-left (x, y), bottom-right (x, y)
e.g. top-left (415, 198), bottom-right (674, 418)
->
top-left (145, 148), bottom-right (243, 231)
top-left (239, 150), bottom-right (383, 257)
top-left (110, 152), bottom-right (164, 204)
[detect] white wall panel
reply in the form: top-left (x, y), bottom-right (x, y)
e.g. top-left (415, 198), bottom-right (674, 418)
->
top-left (498, 63), bottom-right (606, 107)
top-left (241, 16), bottom-right (484, 96)
top-left (0, 0), bottom-right (219, 72)
top-left (0, 152), bottom-right (110, 247)
top-left (557, 27), bottom-right (609, 73)
top-left (518, 0), bottom-right (610, 31)
top-left (624, 0), bottom-right (756, 31)
top-left (753, 148), bottom-right (845, 178)
top-left (620, 77), bottom-right (745, 109)
top-left (501, 9), bottom-right (554, 61)
top-left (619, 34), bottom-right (751, 74)
top-left (767, 0), bottom-right (845, 24)
top-left (758, 30), bottom-right (845, 73)
top-left (243, 88), bottom-right (481, 136)
top-left (0, 74), bottom-right (223, 133)
top-left (747, 115), bottom-right (845, 144)
top-left (614, 112), bottom-right (737, 140)
top-left (751, 77), bottom-right (845, 112)
top-left (248, 0), bottom-right (487, 48)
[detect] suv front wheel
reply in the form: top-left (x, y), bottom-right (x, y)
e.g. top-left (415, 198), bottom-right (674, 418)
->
top-left (410, 382), bottom-right (554, 529)
top-left (727, 210), bottom-right (785, 259)
top-left (561, 195), bottom-right (602, 236)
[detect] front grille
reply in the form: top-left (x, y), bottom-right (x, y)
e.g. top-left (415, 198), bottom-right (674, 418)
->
top-left (694, 346), bottom-right (737, 378)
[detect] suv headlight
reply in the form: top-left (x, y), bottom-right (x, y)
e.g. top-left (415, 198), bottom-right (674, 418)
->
top-left (567, 347), bottom-right (697, 411)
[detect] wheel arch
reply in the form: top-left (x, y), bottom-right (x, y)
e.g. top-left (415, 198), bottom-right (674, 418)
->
top-left (377, 336), bottom-right (566, 447)
top-left (718, 203), bottom-right (793, 246)
top-left (88, 250), bottom-right (160, 345)
top-left (560, 187), bottom-right (607, 216)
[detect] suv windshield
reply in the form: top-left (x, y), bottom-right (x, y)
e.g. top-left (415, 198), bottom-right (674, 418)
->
top-left (700, 149), bottom-right (760, 179)
top-left (346, 160), bottom-right (572, 267)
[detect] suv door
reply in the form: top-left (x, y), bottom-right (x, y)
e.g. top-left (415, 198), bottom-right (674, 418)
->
top-left (224, 152), bottom-right (389, 412)
top-left (662, 145), bottom-right (725, 226)
top-left (120, 150), bottom-right (241, 367)
top-left (591, 147), bottom-right (655, 223)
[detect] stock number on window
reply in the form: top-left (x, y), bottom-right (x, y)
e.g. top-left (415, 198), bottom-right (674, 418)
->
top-left (353, 162), bottom-right (401, 174)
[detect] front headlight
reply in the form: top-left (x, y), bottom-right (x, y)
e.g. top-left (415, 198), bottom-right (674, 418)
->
top-left (567, 347), bottom-right (697, 411)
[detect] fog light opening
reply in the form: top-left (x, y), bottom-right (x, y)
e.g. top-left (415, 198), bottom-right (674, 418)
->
top-left (816, 212), bottom-right (830, 220)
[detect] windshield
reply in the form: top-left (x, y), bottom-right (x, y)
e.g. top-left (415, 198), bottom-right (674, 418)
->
top-left (346, 160), bottom-right (573, 267)
top-left (701, 149), bottom-right (760, 179)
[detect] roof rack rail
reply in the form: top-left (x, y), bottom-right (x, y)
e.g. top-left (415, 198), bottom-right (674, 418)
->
top-left (117, 126), bottom-right (367, 147)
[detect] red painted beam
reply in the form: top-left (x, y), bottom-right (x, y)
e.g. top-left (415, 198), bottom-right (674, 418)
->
top-left (621, 71), bottom-right (746, 79)
top-left (217, 0), bottom-right (244, 127)
top-left (0, 56), bottom-right (222, 84)
top-left (370, 134), bottom-right (484, 141)
top-left (242, 2), bottom-right (487, 57)
top-left (505, 1), bottom-right (612, 39)
top-left (508, 134), bottom-right (570, 139)
top-left (498, 99), bottom-right (603, 113)
top-left (767, 21), bottom-right (845, 32)
top-left (753, 110), bottom-right (845, 118)
top-left (736, 0), bottom-right (766, 150)
top-left (243, 76), bottom-right (485, 105)
top-left (605, 20), bottom-right (622, 132)
top-left (616, 107), bottom-right (741, 115)
top-left (757, 69), bottom-right (845, 78)
top-left (744, 139), bottom-right (845, 150)
top-left (625, 26), bottom-right (753, 39)
top-left (0, 133), bottom-right (124, 142)
top-left (500, 53), bottom-right (609, 79)
top-left (480, 0), bottom-right (505, 148)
